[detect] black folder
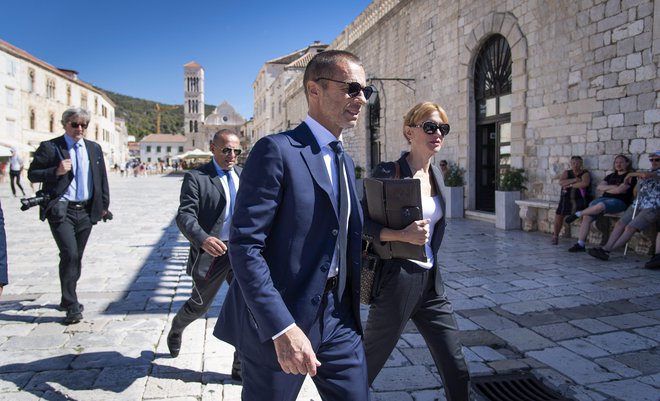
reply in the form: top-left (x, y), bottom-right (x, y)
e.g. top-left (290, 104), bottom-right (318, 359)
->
top-left (363, 177), bottom-right (426, 262)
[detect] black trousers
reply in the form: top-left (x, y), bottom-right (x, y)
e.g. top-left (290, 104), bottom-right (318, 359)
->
top-left (364, 259), bottom-right (470, 401)
top-left (10, 170), bottom-right (25, 196)
top-left (171, 252), bottom-right (240, 372)
top-left (48, 206), bottom-right (93, 310)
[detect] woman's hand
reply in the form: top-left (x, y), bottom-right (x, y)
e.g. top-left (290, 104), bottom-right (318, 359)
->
top-left (399, 219), bottom-right (430, 245)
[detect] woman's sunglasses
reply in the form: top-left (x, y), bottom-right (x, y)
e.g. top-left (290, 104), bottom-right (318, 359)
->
top-left (222, 147), bottom-right (242, 155)
top-left (409, 121), bottom-right (450, 136)
top-left (315, 77), bottom-right (375, 100)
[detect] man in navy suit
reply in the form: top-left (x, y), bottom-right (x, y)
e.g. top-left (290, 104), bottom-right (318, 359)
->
top-left (214, 50), bottom-right (374, 400)
top-left (167, 129), bottom-right (241, 380)
top-left (28, 107), bottom-right (110, 325)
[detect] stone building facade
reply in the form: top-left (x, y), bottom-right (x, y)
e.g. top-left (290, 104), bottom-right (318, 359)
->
top-left (252, 42), bottom-right (327, 142)
top-left (262, 0), bottom-right (659, 233)
top-left (0, 39), bottom-right (126, 167)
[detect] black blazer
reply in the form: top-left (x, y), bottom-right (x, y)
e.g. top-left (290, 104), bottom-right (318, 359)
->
top-left (176, 161), bottom-right (242, 278)
top-left (362, 153), bottom-right (448, 297)
top-left (27, 135), bottom-right (109, 224)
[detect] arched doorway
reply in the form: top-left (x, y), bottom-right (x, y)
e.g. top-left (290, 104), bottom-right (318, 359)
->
top-left (474, 35), bottom-right (512, 212)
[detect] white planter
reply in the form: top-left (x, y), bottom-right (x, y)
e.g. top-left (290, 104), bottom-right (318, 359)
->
top-left (495, 190), bottom-right (521, 230)
top-left (442, 186), bottom-right (464, 218)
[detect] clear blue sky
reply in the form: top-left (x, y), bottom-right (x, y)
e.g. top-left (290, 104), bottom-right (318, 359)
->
top-left (0, 0), bottom-right (372, 119)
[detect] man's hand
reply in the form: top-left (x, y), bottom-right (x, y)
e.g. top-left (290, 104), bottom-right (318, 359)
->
top-left (200, 237), bottom-right (227, 257)
top-left (56, 159), bottom-right (72, 176)
top-left (273, 326), bottom-right (321, 376)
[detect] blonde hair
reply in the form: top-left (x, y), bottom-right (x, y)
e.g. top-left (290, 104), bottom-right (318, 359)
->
top-left (402, 102), bottom-right (448, 143)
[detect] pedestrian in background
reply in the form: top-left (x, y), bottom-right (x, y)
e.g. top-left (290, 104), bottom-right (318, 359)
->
top-left (167, 129), bottom-right (241, 380)
top-left (9, 148), bottom-right (26, 197)
top-left (588, 152), bottom-right (660, 261)
top-left (361, 101), bottom-right (471, 401)
top-left (0, 200), bottom-right (7, 297)
top-left (215, 50), bottom-right (371, 401)
top-left (551, 156), bottom-right (591, 245)
top-left (27, 107), bottom-right (111, 325)
top-left (565, 154), bottom-right (636, 252)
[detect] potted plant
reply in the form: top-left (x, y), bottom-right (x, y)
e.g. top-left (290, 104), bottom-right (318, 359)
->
top-left (441, 162), bottom-right (465, 218)
top-left (495, 167), bottom-right (527, 230)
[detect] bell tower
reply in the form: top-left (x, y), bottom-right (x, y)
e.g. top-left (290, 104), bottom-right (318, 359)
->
top-left (183, 61), bottom-right (205, 150)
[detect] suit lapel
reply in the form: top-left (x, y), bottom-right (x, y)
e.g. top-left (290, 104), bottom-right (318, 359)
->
top-left (203, 162), bottom-right (226, 200)
top-left (294, 124), bottom-right (338, 217)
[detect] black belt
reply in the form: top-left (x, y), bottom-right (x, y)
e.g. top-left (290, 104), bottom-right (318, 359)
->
top-left (68, 201), bottom-right (89, 210)
top-left (324, 276), bottom-right (338, 293)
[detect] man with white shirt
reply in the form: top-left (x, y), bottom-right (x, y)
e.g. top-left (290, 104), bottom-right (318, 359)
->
top-left (214, 50), bottom-right (374, 400)
top-left (28, 107), bottom-right (110, 325)
top-left (168, 129), bottom-right (241, 380)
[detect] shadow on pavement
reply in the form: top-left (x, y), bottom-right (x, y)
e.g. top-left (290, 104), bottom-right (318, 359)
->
top-left (0, 350), bottom-right (235, 401)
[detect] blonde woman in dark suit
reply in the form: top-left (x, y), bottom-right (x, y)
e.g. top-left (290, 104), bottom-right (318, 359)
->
top-left (362, 102), bottom-right (471, 401)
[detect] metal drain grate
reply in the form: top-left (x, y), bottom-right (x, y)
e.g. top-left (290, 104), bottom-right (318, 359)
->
top-left (472, 373), bottom-right (568, 401)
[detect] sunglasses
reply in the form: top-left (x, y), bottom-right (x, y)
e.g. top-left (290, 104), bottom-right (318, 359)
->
top-left (315, 77), bottom-right (375, 100)
top-left (222, 147), bottom-right (242, 155)
top-left (70, 122), bottom-right (88, 129)
top-left (410, 121), bottom-right (450, 136)
top-left (649, 158), bottom-right (660, 162)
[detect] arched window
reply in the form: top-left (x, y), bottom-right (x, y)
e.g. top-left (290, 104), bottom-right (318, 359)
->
top-left (29, 109), bottom-right (35, 129)
top-left (189, 120), bottom-right (193, 133)
top-left (473, 34), bottom-right (512, 212)
top-left (28, 69), bottom-right (35, 93)
top-left (66, 85), bottom-right (72, 105)
top-left (194, 120), bottom-right (198, 132)
top-left (49, 113), bottom-right (55, 133)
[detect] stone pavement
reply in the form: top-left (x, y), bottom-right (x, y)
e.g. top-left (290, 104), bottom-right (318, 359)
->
top-left (0, 174), bottom-right (658, 401)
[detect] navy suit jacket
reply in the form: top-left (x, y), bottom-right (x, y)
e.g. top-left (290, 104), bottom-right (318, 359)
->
top-left (176, 162), bottom-right (241, 278)
top-left (214, 122), bottom-right (363, 363)
top-left (27, 135), bottom-right (109, 224)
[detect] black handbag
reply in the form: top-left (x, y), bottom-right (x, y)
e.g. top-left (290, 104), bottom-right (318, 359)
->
top-left (360, 240), bottom-right (381, 304)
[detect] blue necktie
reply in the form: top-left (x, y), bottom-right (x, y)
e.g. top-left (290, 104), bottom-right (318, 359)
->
top-left (329, 141), bottom-right (348, 302)
top-left (75, 143), bottom-right (85, 201)
top-left (224, 170), bottom-right (236, 213)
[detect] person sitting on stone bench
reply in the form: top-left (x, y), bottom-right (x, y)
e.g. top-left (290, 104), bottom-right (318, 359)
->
top-left (566, 154), bottom-right (636, 252)
top-left (588, 151), bottom-right (660, 261)
top-left (645, 230), bottom-right (660, 270)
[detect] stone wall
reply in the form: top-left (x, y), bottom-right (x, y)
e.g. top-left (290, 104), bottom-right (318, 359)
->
top-left (329, 0), bottom-right (658, 213)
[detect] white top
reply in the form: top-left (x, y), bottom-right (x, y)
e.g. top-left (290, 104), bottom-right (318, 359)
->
top-left (409, 195), bottom-right (443, 269)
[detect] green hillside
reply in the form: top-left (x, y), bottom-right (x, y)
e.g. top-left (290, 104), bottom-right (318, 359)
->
top-left (100, 88), bottom-right (215, 141)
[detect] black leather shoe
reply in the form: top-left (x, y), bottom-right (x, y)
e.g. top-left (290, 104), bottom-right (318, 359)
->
top-left (167, 330), bottom-right (182, 358)
top-left (588, 247), bottom-right (610, 261)
top-left (63, 308), bottom-right (83, 325)
top-left (645, 254), bottom-right (660, 269)
top-left (564, 214), bottom-right (579, 224)
top-left (58, 303), bottom-right (84, 312)
top-left (568, 243), bottom-right (585, 252)
top-left (231, 368), bottom-right (242, 382)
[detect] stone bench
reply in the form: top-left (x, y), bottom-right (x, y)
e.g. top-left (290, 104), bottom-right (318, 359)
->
top-left (515, 199), bottom-right (557, 232)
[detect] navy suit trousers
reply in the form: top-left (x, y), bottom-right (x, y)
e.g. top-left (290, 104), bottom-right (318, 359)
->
top-left (240, 289), bottom-right (369, 401)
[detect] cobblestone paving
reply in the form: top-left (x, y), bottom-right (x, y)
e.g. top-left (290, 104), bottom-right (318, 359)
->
top-left (0, 174), bottom-right (658, 400)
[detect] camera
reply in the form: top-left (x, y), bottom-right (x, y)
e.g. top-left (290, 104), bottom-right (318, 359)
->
top-left (20, 190), bottom-right (51, 211)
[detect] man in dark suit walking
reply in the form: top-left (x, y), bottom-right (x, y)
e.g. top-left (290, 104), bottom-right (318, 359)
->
top-left (167, 129), bottom-right (241, 380)
top-left (214, 50), bottom-right (374, 400)
top-left (28, 107), bottom-right (110, 325)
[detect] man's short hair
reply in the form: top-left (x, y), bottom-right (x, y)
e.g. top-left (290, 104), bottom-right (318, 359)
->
top-left (303, 50), bottom-right (363, 99)
top-left (211, 129), bottom-right (238, 145)
top-left (61, 107), bottom-right (91, 125)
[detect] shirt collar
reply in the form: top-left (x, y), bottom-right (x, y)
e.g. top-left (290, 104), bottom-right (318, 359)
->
top-left (212, 158), bottom-right (231, 176)
top-left (304, 115), bottom-right (343, 149)
top-left (63, 134), bottom-right (84, 149)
